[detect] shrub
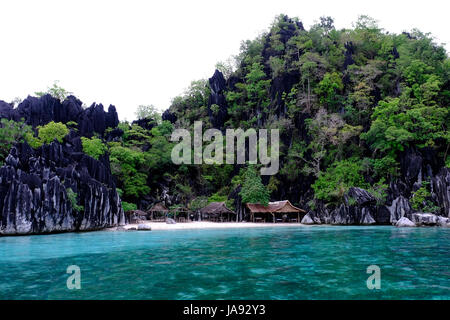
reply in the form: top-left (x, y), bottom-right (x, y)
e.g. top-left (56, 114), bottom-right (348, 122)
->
top-left (312, 159), bottom-right (366, 203)
top-left (26, 121), bottom-right (69, 148)
top-left (81, 137), bottom-right (107, 160)
top-left (66, 188), bottom-right (84, 212)
top-left (0, 119), bottom-right (33, 163)
top-left (410, 182), bottom-right (439, 213)
top-left (122, 201), bottom-right (137, 212)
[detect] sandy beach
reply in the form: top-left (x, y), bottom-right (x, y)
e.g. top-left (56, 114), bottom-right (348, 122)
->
top-left (110, 221), bottom-right (311, 231)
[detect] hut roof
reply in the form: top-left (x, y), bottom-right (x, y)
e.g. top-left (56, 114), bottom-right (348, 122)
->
top-left (200, 202), bottom-right (235, 215)
top-left (148, 203), bottom-right (169, 212)
top-left (126, 210), bottom-right (148, 216)
top-left (246, 200), bottom-right (305, 213)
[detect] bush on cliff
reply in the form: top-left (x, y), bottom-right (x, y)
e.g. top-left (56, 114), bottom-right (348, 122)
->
top-left (0, 119), bottom-right (33, 164)
top-left (81, 136), bottom-right (107, 160)
top-left (26, 121), bottom-right (70, 148)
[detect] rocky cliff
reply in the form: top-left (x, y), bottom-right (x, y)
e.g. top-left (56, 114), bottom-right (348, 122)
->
top-left (0, 95), bottom-right (125, 235)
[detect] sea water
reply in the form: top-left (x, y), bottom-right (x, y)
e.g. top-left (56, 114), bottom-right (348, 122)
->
top-left (0, 226), bottom-right (448, 299)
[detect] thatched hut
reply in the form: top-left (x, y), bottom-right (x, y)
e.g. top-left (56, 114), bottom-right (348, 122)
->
top-left (148, 203), bottom-right (169, 221)
top-left (200, 202), bottom-right (235, 222)
top-left (126, 210), bottom-right (148, 224)
top-left (246, 201), bottom-right (306, 223)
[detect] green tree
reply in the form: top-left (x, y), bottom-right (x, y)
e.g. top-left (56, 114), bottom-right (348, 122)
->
top-left (81, 137), bottom-right (107, 160)
top-left (312, 158), bottom-right (366, 203)
top-left (35, 80), bottom-right (73, 101)
top-left (135, 104), bottom-right (162, 124)
top-left (26, 121), bottom-right (70, 148)
top-left (109, 144), bottom-right (150, 200)
top-left (316, 72), bottom-right (344, 110)
top-left (0, 119), bottom-right (33, 163)
top-left (410, 182), bottom-right (439, 213)
top-left (239, 166), bottom-right (270, 206)
top-left (122, 201), bottom-right (137, 212)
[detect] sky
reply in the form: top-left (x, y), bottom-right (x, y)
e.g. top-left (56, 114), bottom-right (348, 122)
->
top-left (0, 0), bottom-right (448, 121)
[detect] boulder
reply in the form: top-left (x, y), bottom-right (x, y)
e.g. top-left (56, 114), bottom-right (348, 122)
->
top-left (301, 213), bottom-right (315, 225)
top-left (411, 213), bottom-right (438, 226)
top-left (395, 217), bottom-right (416, 227)
top-left (436, 216), bottom-right (450, 227)
top-left (137, 224), bottom-right (152, 231)
top-left (166, 218), bottom-right (176, 224)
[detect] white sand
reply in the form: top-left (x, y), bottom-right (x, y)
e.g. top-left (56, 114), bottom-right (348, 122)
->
top-left (111, 221), bottom-right (311, 231)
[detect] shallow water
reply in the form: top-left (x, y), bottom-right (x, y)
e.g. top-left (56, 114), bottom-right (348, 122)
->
top-left (0, 226), bottom-right (449, 299)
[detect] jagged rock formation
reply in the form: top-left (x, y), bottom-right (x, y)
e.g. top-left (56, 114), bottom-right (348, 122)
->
top-left (0, 95), bottom-right (124, 235)
top-left (162, 109), bottom-right (177, 123)
top-left (0, 94), bottom-right (119, 137)
top-left (432, 168), bottom-right (450, 217)
top-left (208, 70), bottom-right (229, 129)
top-left (304, 188), bottom-right (377, 225)
top-left (0, 139), bottom-right (125, 235)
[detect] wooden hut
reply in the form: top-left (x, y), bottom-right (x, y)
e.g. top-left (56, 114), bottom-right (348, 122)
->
top-left (200, 202), bottom-right (235, 222)
top-left (170, 206), bottom-right (191, 222)
top-left (148, 203), bottom-right (169, 221)
top-left (246, 201), bottom-right (306, 223)
top-left (126, 210), bottom-right (148, 224)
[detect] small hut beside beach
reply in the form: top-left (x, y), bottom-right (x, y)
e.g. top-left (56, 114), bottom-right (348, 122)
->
top-left (246, 201), bottom-right (306, 223)
top-left (170, 206), bottom-right (190, 222)
top-left (200, 202), bottom-right (235, 222)
top-left (126, 210), bottom-right (148, 224)
top-left (148, 203), bottom-right (169, 221)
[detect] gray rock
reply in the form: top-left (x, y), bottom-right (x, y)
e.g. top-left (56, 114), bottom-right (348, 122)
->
top-left (436, 216), bottom-right (450, 227)
top-left (360, 208), bottom-right (376, 225)
top-left (346, 187), bottom-right (376, 206)
top-left (411, 213), bottom-right (438, 226)
top-left (301, 213), bottom-right (315, 225)
top-left (432, 168), bottom-right (450, 217)
top-left (387, 196), bottom-right (412, 223)
top-left (137, 224), bottom-right (152, 231)
top-left (395, 217), bottom-right (416, 227)
top-left (166, 218), bottom-right (176, 224)
top-left (0, 141), bottom-right (125, 235)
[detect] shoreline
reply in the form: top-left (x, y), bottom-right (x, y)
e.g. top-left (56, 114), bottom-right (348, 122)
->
top-left (108, 221), bottom-right (316, 231)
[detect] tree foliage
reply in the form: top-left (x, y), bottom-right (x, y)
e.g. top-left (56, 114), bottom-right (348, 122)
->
top-left (0, 119), bottom-right (33, 164)
top-left (239, 166), bottom-right (270, 206)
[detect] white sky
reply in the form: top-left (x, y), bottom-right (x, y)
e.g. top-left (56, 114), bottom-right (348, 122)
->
top-left (0, 0), bottom-right (448, 121)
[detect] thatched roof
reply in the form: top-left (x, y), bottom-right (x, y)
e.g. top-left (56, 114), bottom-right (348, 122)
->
top-left (148, 203), bottom-right (169, 212)
top-left (246, 200), bottom-right (305, 213)
top-left (200, 202), bottom-right (235, 215)
top-left (126, 210), bottom-right (148, 216)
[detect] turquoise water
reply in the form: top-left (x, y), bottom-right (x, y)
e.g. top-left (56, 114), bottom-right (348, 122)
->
top-left (0, 226), bottom-right (449, 300)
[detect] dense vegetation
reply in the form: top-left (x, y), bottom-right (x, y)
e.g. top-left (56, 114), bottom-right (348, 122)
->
top-left (161, 14), bottom-right (449, 212)
top-left (1, 14), bottom-right (448, 215)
